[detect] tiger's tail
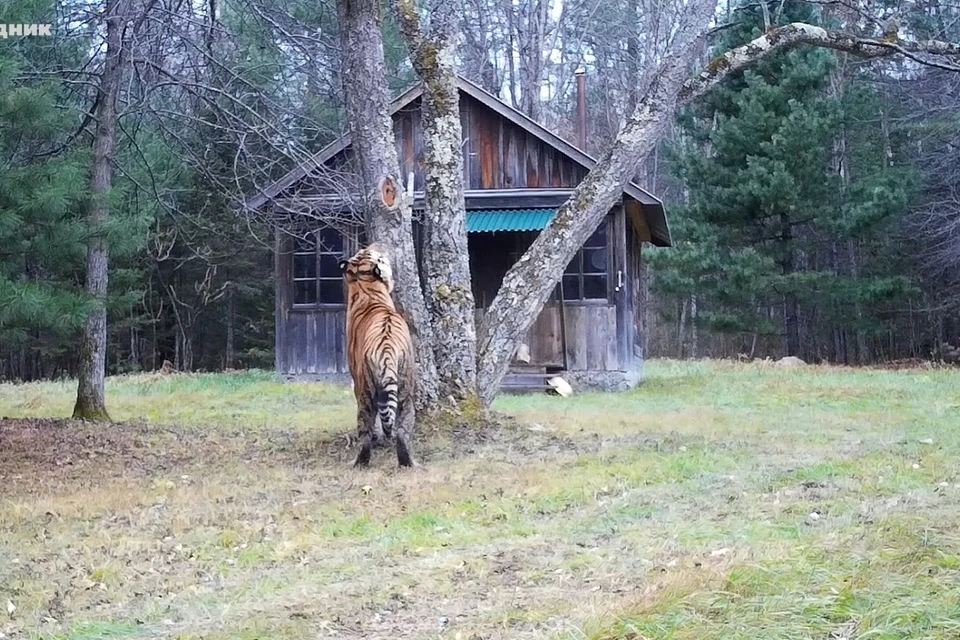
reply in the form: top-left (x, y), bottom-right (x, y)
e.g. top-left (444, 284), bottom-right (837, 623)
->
top-left (375, 375), bottom-right (399, 439)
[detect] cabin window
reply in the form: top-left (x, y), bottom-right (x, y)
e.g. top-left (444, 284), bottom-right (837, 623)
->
top-left (292, 227), bottom-right (346, 306)
top-left (551, 220), bottom-right (609, 301)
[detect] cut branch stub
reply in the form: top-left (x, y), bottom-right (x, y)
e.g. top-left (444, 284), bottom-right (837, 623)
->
top-left (380, 175), bottom-right (400, 209)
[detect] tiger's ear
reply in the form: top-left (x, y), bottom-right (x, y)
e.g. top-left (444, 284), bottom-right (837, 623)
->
top-left (372, 265), bottom-right (382, 279)
top-left (338, 258), bottom-right (349, 272)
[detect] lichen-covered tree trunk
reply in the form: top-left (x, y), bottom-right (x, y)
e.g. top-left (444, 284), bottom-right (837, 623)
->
top-left (73, 0), bottom-right (126, 421)
top-left (474, 10), bottom-right (957, 404)
top-left (395, 0), bottom-right (478, 403)
top-left (337, 0), bottom-right (440, 408)
top-left (475, 2), bottom-right (715, 405)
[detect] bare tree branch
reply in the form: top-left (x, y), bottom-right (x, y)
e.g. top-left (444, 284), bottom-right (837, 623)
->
top-left (681, 22), bottom-right (960, 105)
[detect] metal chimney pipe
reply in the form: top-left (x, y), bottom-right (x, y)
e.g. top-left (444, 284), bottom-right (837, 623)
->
top-left (575, 67), bottom-right (587, 151)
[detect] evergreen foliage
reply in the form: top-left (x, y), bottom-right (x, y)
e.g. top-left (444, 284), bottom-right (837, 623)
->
top-left (647, 0), bottom-right (918, 360)
top-left (0, 1), bottom-right (91, 376)
top-left (0, 0), bottom-right (956, 379)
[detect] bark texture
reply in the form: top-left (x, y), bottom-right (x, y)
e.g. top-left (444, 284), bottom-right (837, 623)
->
top-left (73, 0), bottom-right (126, 421)
top-left (516, 0), bottom-right (549, 122)
top-left (395, 0), bottom-right (478, 402)
top-left (474, 16), bottom-right (960, 404)
top-left (475, 0), bottom-right (716, 405)
top-left (337, 0), bottom-right (440, 408)
top-left (679, 23), bottom-right (960, 106)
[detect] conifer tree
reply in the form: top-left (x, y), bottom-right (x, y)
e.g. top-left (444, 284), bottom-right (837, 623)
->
top-left (648, 0), bottom-right (915, 360)
top-left (0, 0), bottom-right (92, 380)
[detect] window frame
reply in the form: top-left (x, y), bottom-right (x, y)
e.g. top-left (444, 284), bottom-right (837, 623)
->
top-left (550, 216), bottom-right (612, 304)
top-left (290, 226), bottom-right (354, 310)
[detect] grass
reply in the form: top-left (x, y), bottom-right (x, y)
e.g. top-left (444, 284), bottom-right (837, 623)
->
top-left (1, 359), bottom-right (960, 639)
top-left (1, 369), bottom-right (355, 432)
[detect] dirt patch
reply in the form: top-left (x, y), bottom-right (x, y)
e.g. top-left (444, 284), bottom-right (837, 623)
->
top-left (0, 418), bottom-right (357, 499)
top-left (0, 415), bottom-right (591, 499)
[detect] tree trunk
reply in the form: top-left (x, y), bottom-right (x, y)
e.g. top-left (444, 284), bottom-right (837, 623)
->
top-left (74, 0), bottom-right (126, 421)
top-left (504, 0), bottom-right (519, 112)
top-left (847, 238), bottom-right (868, 363)
top-left (395, 0), bottom-right (478, 402)
top-left (690, 294), bottom-right (699, 358)
top-left (780, 212), bottom-right (801, 357)
top-left (337, 0), bottom-right (440, 408)
top-left (130, 323), bottom-right (138, 370)
top-left (475, 6), bottom-right (714, 404)
top-left (625, 0), bottom-right (641, 115)
top-left (183, 312), bottom-right (194, 371)
top-left (225, 286), bottom-right (235, 369)
top-left (517, 0), bottom-right (547, 121)
top-left (677, 298), bottom-right (688, 358)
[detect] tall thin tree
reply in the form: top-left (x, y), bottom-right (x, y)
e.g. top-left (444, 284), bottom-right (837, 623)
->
top-left (395, 0), bottom-right (478, 402)
top-left (73, 0), bottom-right (128, 420)
top-left (336, 0), bottom-right (441, 408)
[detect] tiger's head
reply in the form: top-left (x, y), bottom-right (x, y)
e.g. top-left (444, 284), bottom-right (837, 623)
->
top-left (339, 243), bottom-right (395, 296)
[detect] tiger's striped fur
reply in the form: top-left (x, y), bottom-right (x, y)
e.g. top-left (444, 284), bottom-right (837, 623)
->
top-left (339, 243), bottom-right (417, 467)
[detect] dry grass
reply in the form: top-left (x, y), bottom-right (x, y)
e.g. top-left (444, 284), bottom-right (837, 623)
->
top-left (1, 360), bottom-right (959, 639)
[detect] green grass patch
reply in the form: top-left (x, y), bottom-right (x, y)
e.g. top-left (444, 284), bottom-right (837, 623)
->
top-left (4, 360), bottom-right (960, 639)
top-left (0, 369), bottom-right (353, 432)
top-left (39, 621), bottom-right (143, 640)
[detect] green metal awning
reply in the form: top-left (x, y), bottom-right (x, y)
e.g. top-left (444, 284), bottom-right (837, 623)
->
top-left (466, 208), bottom-right (555, 233)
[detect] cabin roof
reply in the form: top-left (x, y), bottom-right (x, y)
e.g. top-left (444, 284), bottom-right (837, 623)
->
top-left (245, 74), bottom-right (670, 246)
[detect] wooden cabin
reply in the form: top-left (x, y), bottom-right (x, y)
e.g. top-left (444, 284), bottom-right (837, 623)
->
top-left (244, 75), bottom-right (671, 391)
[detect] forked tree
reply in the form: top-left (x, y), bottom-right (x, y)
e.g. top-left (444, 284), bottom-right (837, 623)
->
top-left (334, 0), bottom-right (960, 411)
top-left (335, 0), bottom-right (960, 410)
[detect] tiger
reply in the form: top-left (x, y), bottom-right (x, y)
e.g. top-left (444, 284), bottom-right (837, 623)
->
top-left (339, 242), bottom-right (417, 468)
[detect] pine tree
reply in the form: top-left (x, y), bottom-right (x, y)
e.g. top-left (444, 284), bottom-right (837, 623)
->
top-left (647, 0), bottom-right (915, 361)
top-left (0, 1), bottom-right (92, 380)
top-left (0, 0), bottom-right (155, 382)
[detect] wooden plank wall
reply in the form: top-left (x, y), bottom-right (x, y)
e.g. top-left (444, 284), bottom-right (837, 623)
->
top-left (628, 224), bottom-right (645, 365)
top-left (393, 94), bottom-right (589, 192)
top-left (274, 232), bottom-right (349, 375)
top-left (275, 230), bottom-right (291, 372)
top-left (613, 206), bottom-right (634, 369)
top-left (477, 304), bottom-right (620, 371)
top-left (561, 306), bottom-right (618, 370)
top-left (395, 104), bottom-right (426, 191)
top-left (277, 311), bottom-right (347, 374)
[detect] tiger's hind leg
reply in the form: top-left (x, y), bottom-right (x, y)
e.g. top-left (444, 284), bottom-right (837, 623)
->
top-left (354, 401), bottom-right (378, 467)
top-left (394, 399), bottom-right (416, 468)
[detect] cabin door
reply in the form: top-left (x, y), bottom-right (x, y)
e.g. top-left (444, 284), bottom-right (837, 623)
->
top-left (520, 304), bottom-right (565, 368)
